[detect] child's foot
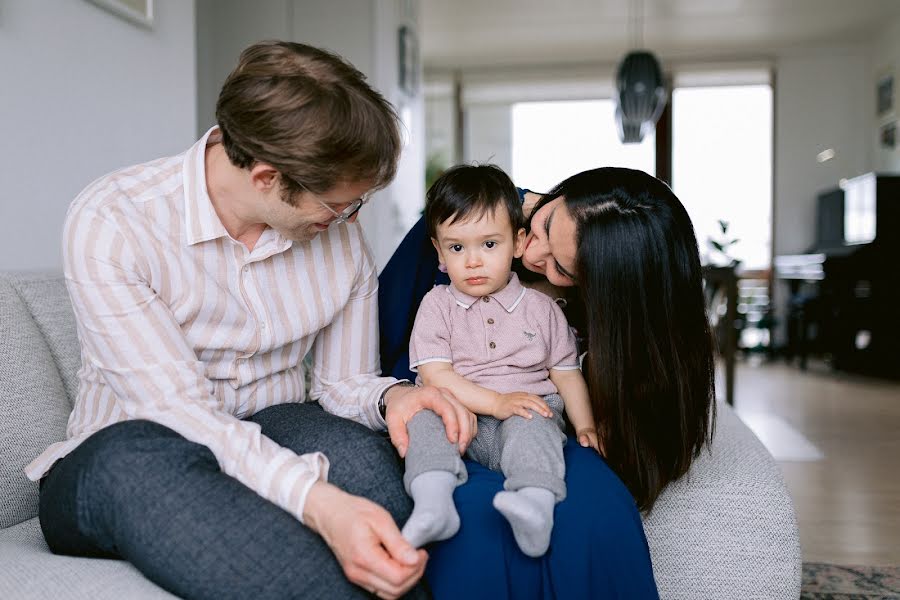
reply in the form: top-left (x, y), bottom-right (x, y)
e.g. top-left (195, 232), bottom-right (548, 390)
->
top-left (401, 471), bottom-right (460, 548)
top-left (493, 486), bottom-right (555, 557)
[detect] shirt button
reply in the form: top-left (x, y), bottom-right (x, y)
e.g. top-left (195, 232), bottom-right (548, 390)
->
top-left (487, 318), bottom-right (495, 325)
top-left (482, 296), bottom-right (490, 303)
top-left (242, 266), bottom-right (249, 273)
top-left (489, 341), bottom-right (496, 349)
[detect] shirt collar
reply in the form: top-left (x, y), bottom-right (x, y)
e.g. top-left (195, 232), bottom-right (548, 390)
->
top-left (447, 272), bottom-right (527, 313)
top-left (183, 126), bottom-right (230, 246)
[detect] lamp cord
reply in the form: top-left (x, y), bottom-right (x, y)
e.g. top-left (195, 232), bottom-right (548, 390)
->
top-left (628, 0), bottom-right (645, 50)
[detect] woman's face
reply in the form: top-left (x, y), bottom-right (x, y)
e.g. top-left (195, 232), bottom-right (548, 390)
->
top-left (521, 197), bottom-right (579, 287)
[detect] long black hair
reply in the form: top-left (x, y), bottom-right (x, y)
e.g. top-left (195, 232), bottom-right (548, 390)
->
top-left (535, 167), bottom-right (715, 512)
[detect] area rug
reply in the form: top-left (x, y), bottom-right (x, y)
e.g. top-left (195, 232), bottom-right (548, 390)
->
top-left (802, 562), bottom-right (900, 599)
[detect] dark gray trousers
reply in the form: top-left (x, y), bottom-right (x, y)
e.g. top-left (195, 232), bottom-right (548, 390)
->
top-left (38, 402), bottom-right (428, 600)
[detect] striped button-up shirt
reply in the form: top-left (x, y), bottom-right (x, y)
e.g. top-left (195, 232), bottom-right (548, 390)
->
top-left (26, 127), bottom-right (399, 522)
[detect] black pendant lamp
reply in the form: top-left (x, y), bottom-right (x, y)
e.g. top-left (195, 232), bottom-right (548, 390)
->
top-left (614, 0), bottom-right (667, 143)
top-left (615, 104), bottom-right (644, 144)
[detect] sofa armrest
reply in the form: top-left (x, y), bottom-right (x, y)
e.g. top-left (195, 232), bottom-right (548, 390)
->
top-left (643, 403), bottom-right (802, 599)
top-left (0, 274), bottom-right (71, 529)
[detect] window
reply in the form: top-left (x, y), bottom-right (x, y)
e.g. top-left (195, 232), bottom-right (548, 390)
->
top-left (512, 100), bottom-right (655, 193)
top-left (672, 85), bottom-right (773, 269)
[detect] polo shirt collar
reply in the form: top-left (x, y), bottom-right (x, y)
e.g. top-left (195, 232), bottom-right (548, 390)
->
top-left (447, 272), bottom-right (527, 313)
top-left (183, 126), bottom-right (229, 246)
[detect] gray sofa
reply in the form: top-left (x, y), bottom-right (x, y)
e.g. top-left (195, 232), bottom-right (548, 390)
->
top-left (0, 271), bottom-right (801, 599)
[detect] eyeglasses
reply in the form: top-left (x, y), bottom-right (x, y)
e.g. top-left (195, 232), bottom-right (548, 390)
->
top-left (290, 177), bottom-right (371, 225)
top-left (315, 193), bottom-right (371, 225)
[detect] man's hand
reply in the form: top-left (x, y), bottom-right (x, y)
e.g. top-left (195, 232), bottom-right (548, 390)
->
top-left (492, 392), bottom-right (552, 420)
top-left (303, 482), bottom-right (427, 599)
top-left (576, 427), bottom-right (602, 454)
top-left (384, 384), bottom-right (476, 457)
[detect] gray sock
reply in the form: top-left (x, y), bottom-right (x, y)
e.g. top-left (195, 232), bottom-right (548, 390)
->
top-left (401, 470), bottom-right (460, 548)
top-left (493, 486), bottom-right (556, 557)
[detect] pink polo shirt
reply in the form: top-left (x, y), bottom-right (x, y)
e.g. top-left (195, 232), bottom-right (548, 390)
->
top-left (409, 272), bottom-right (580, 396)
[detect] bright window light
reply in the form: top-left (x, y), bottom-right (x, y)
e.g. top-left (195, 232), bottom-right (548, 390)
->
top-left (512, 100), bottom-right (656, 193)
top-left (672, 85), bottom-right (773, 269)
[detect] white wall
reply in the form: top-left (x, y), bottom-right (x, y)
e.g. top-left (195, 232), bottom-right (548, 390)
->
top-left (0, 0), bottom-right (197, 272)
top-left (465, 104), bottom-right (513, 173)
top-left (196, 0), bottom-right (426, 271)
top-left (773, 44), bottom-right (872, 257)
top-left (196, 0), bottom-right (292, 134)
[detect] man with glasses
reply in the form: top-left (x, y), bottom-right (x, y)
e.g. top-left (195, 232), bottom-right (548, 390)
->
top-left (29, 41), bottom-right (474, 600)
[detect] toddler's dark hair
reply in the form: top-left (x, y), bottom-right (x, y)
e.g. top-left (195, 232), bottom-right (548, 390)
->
top-left (425, 164), bottom-right (524, 238)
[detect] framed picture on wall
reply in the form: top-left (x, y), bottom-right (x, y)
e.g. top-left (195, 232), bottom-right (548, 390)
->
top-left (880, 121), bottom-right (896, 150)
top-left (88, 0), bottom-right (154, 29)
top-left (877, 73), bottom-right (894, 117)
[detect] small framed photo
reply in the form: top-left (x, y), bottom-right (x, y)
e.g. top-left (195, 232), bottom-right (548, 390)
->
top-left (88, 0), bottom-right (154, 29)
top-left (880, 121), bottom-right (896, 149)
top-left (877, 73), bottom-right (894, 117)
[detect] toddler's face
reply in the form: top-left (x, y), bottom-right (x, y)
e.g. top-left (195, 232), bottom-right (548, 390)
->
top-left (432, 206), bottom-right (526, 297)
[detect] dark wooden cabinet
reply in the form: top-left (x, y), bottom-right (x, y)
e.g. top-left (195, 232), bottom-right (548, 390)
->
top-left (775, 173), bottom-right (900, 378)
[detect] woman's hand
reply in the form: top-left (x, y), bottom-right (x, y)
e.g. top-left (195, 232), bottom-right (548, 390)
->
top-left (492, 392), bottom-right (552, 420)
top-left (576, 428), bottom-right (602, 454)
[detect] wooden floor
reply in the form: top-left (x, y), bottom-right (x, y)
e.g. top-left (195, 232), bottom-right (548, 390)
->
top-left (728, 359), bottom-right (900, 567)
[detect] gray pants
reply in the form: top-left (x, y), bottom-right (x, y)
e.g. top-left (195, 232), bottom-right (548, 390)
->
top-left (404, 394), bottom-right (568, 501)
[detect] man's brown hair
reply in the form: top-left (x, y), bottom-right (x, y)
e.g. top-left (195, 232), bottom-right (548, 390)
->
top-left (216, 41), bottom-right (401, 204)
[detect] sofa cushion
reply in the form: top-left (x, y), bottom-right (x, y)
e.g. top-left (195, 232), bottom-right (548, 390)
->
top-left (5, 273), bottom-right (81, 407)
top-left (0, 276), bottom-right (71, 529)
top-left (643, 402), bottom-right (802, 599)
top-left (0, 518), bottom-right (175, 599)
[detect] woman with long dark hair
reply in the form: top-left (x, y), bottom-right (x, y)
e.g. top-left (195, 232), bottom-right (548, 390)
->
top-left (379, 167), bottom-right (715, 597)
top-left (523, 168), bottom-right (716, 511)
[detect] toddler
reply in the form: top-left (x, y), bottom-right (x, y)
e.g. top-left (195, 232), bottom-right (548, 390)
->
top-left (400, 164), bottom-right (599, 557)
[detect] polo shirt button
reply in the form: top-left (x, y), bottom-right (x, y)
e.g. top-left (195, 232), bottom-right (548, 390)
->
top-left (487, 318), bottom-right (495, 324)
top-left (489, 341), bottom-right (496, 349)
top-left (482, 296), bottom-right (490, 303)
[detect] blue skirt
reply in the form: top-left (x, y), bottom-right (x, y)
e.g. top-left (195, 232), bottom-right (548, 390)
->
top-left (380, 216), bottom-right (658, 599)
top-left (426, 441), bottom-right (658, 599)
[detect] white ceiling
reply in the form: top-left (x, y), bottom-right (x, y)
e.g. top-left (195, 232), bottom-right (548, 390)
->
top-left (421, 0), bottom-right (900, 70)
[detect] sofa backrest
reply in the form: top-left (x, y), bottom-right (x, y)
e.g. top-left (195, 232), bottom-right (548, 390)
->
top-left (0, 272), bottom-right (79, 529)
